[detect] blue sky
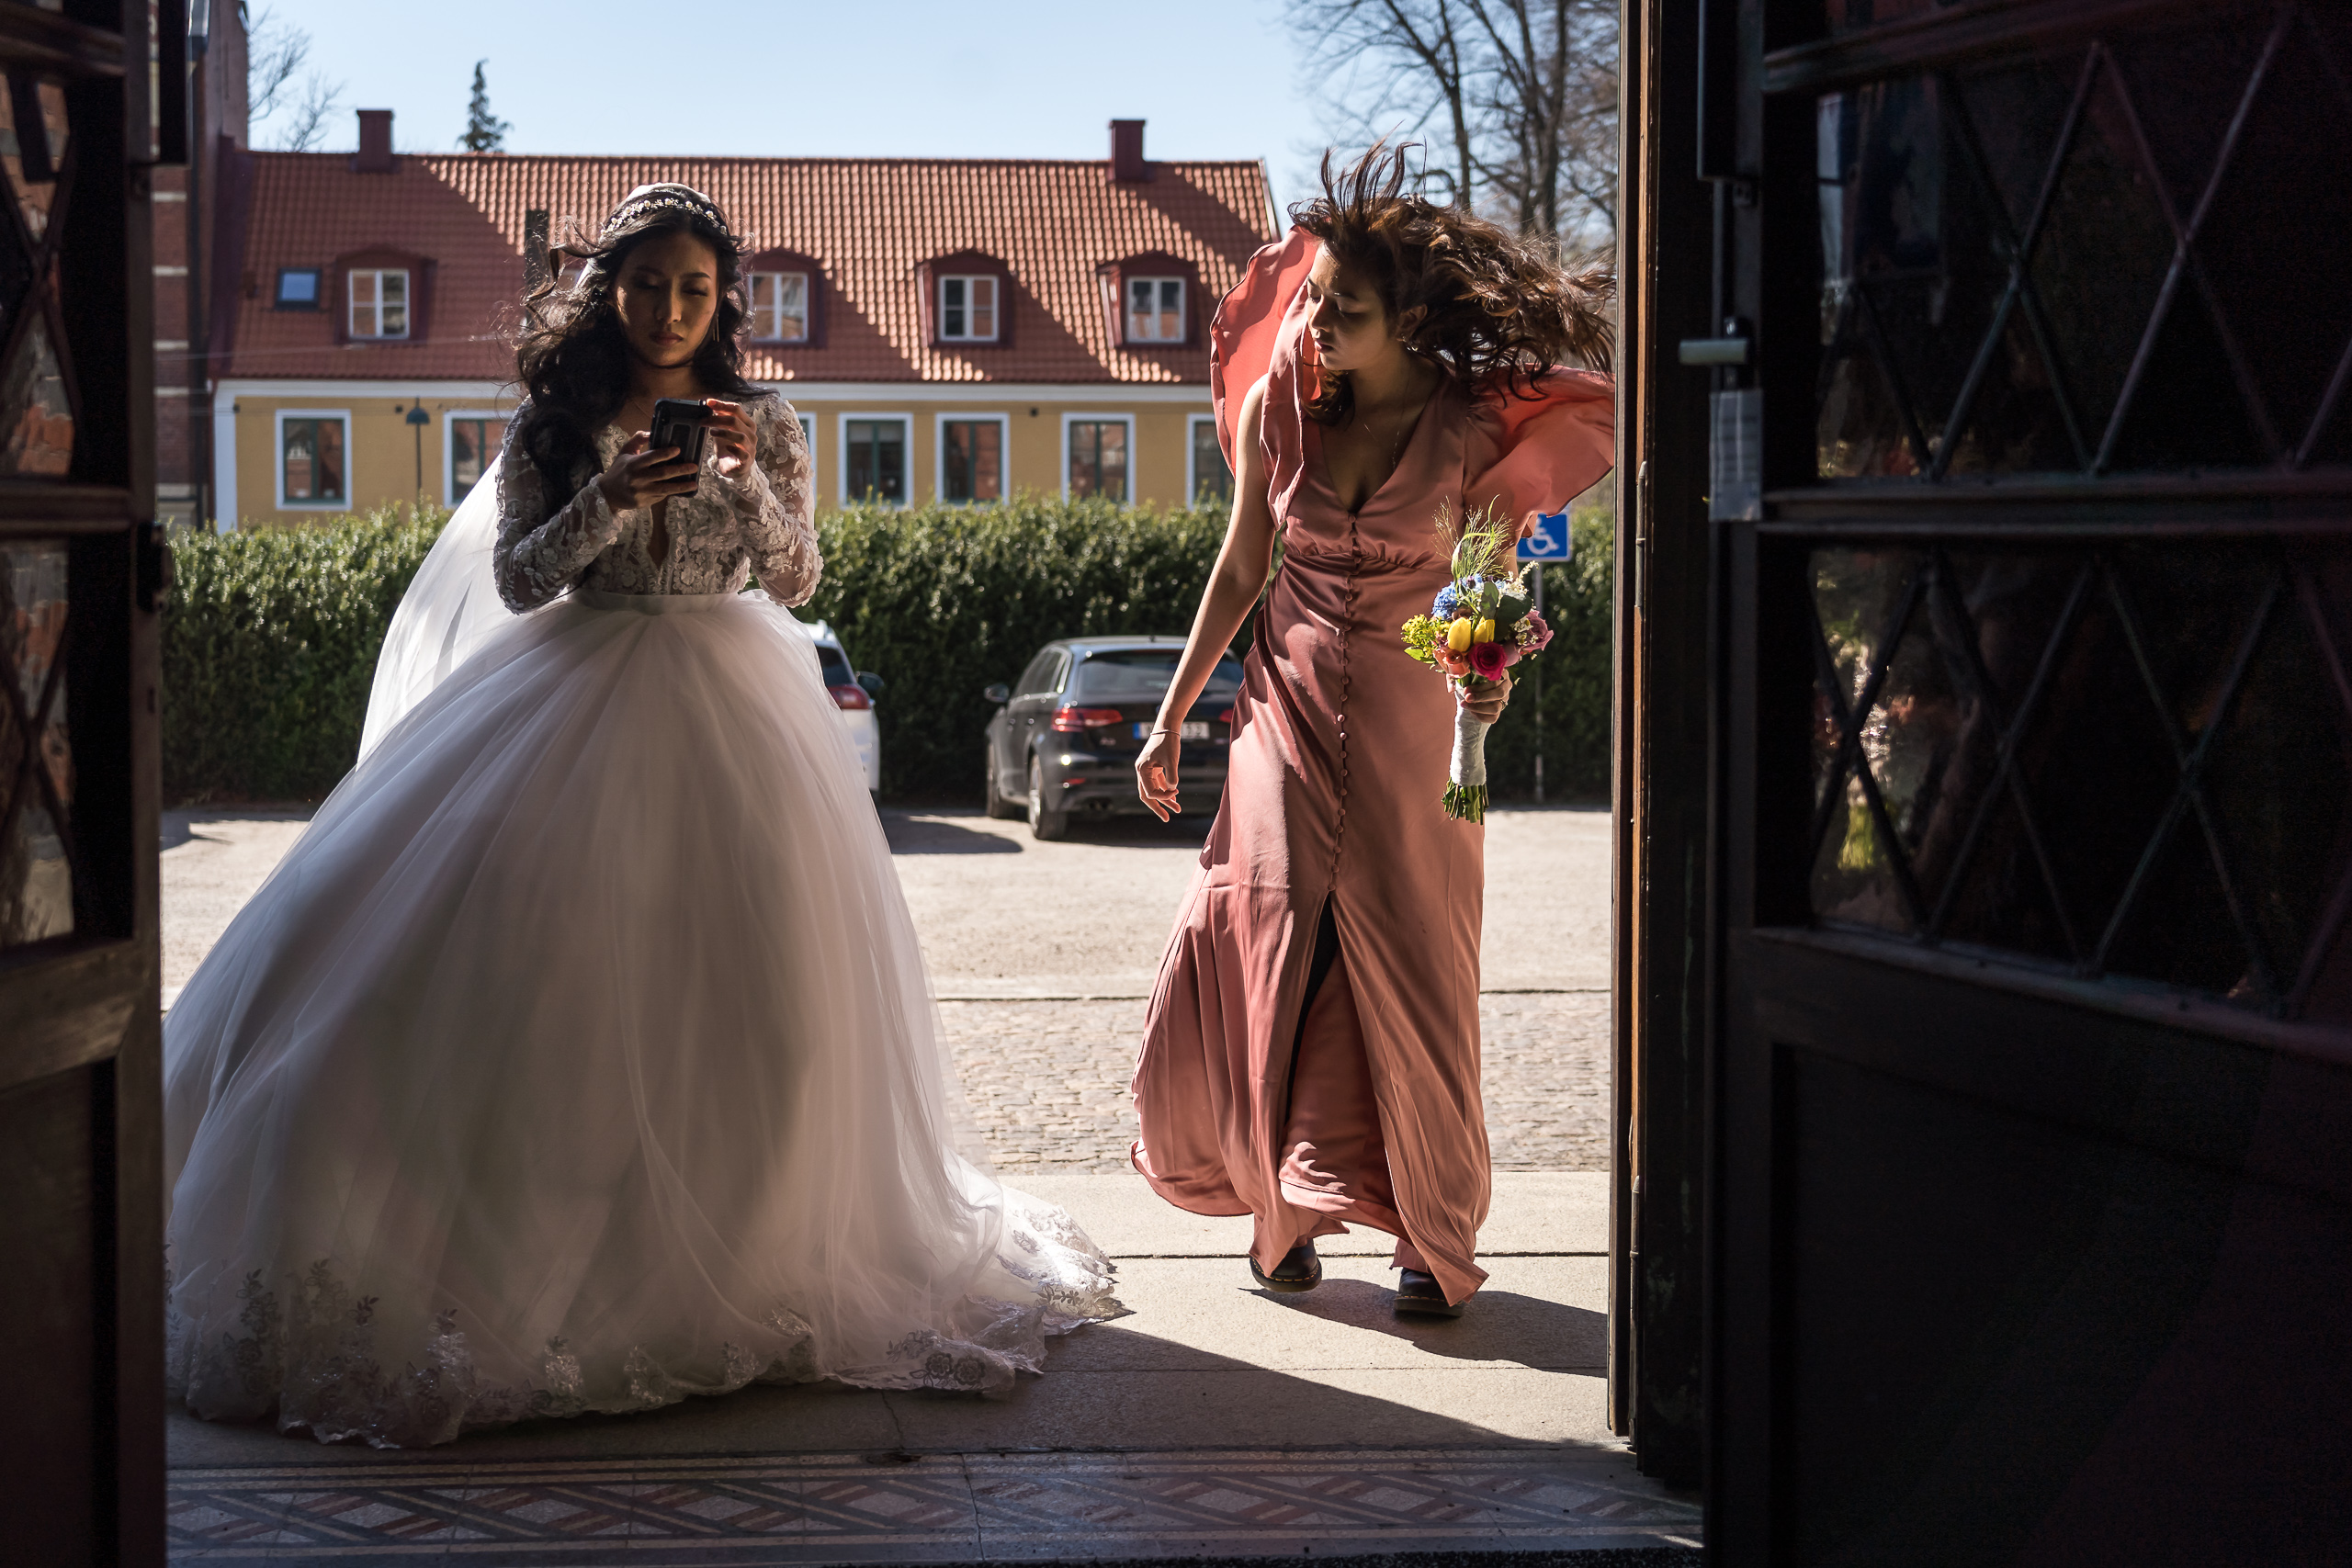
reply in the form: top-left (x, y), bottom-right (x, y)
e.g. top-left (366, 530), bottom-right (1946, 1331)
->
top-left (251, 1), bottom-right (1340, 212)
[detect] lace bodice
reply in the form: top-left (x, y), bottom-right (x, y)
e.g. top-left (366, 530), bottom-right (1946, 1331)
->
top-left (493, 394), bottom-right (820, 612)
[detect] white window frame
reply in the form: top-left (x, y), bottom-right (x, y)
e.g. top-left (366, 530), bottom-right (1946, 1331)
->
top-left (797, 412), bottom-right (816, 494)
top-left (933, 412), bottom-right (1011, 505)
top-left (1058, 412), bottom-right (1136, 503)
top-left (936, 273), bottom-right (1001, 344)
top-left (441, 408), bottom-right (510, 505)
top-left (837, 412), bottom-right (912, 507)
top-left (1185, 413), bottom-right (1233, 508)
top-left (1125, 275), bottom-right (1187, 344)
top-left (274, 408), bottom-right (352, 511)
top-left (347, 267), bottom-right (411, 340)
top-left (749, 270), bottom-right (810, 343)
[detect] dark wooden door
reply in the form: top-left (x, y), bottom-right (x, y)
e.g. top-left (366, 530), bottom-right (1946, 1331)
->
top-left (0, 2), bottom-right (177, 1562)
top-left (1668, 0), bottom-right (2352, 1559)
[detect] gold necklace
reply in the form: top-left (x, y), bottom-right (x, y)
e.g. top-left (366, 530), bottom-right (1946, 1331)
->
top-left (1352, 402), bottom-right (1413, 473)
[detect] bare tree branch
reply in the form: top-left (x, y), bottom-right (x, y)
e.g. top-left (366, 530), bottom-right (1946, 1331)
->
top-left (243, 5), bottom-right (347, 152)
top-left (243, 5), bottom-right (307, 124)
top-left (1286, 0), bottom-right (1616, 247)
top-left (1285, 0), bottom-right (1478, 208)
top-left (277, 70), bottom-right (342, 153)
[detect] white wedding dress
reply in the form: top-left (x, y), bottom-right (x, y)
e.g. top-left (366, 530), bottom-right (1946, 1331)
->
top-left (162, 396), bottom-right (1121, 1449)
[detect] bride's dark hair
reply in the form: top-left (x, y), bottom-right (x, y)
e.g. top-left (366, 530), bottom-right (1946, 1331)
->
top-left (512, 186), bottom-right (763, 515)
top-left (1291, 142), bottom-right (1613, 425)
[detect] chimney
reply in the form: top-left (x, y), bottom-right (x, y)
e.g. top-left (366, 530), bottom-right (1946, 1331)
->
top-left (1110, 119), bottom-right (1148, 184)
top-left (355, 109), bottom-right (394, 174)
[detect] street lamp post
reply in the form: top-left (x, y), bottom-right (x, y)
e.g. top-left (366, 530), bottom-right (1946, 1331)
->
top-left (406, 402), bottom-right (431, 501)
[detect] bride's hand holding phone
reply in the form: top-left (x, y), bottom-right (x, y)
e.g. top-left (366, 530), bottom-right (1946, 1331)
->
top-left (597, 433), bottom-right (703, 512)
top-left (701, 399), bottom-right (756, 478)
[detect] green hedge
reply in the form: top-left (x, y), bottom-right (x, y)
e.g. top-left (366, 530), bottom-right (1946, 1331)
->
top-left (163, 504), bottom-right (449, 803)
top-left (162, 495), bottom-right (1614, 807)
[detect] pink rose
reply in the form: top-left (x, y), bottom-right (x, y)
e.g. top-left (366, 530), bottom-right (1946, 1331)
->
top-left (1514, 609), bottom-right (1554, 655)
top-left (1468, 640), bottom-right (1512, 682)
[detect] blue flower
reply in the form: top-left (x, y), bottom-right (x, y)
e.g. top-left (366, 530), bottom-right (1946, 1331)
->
top-left (1432, 584), bottom-right (1461, 620)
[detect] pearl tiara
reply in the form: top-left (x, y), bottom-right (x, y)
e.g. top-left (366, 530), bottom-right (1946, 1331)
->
top-left (600, 185), bottom-right (735, 243)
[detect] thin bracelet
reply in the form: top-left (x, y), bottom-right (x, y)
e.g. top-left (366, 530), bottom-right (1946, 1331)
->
top-left (1149, 725), bottom-right (1171, 735)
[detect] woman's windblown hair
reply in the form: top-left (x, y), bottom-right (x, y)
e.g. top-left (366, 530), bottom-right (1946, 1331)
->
top-left (511, 184), bottom-right (763, 516)
top-left (1291, 143), bottom-right (1613, 424)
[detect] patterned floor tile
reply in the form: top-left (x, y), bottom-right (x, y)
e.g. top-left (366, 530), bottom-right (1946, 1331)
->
top-left (167, 1449), bottom-right (1699, 1563)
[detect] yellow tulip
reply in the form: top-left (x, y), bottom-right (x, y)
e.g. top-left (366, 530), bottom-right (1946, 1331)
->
top-left (1446, 617), bottom-right (1474, 652)
top-left (1473, 617), bottom-right (1497, 644)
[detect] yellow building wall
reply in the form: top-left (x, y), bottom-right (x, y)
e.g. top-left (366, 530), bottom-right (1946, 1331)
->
top-left (227, 390), bottom-right (1220, 527)
top-left (229, 393), bottom-right (522, 526)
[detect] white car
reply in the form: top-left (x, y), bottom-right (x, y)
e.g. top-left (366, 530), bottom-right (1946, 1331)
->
top-left (752, 595), bottom-right (881, 792)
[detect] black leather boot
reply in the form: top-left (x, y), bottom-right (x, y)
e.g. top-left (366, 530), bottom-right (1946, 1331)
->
top-left (1250, 1242), bottom-right (1323, 1293)
top-left (1394, 1268), bottom-right (1464, 1317)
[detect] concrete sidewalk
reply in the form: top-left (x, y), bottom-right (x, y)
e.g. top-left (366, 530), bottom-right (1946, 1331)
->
top-left (165, 1174), bottom-right (1698, 1563)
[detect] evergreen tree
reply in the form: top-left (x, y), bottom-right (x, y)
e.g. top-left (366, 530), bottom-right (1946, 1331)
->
top-left (459, 61), bottom-right (510, 152)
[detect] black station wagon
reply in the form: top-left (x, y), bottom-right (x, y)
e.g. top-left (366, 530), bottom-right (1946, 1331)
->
top-left (982, 637), bottom-right (1245, 840)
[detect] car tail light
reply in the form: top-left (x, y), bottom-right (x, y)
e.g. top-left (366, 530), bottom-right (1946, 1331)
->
top-left (1052, 705), bottom-right (1125, 732)
top-left (1207, 709), bottom-right (1233, 726)
top-left (829, 683), bottom-right (872, 711)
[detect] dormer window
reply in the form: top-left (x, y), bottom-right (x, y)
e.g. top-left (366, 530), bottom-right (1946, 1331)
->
top-left (349, 268), bottom-right (409, 339)
top-left (1101, 254), bottom-right (1197, 348)
top-left (750, 271), bottom-right (808, 343)
top-left (275, 267), bottom-right (321, 310)
top-left (1125, 276), bottom-right (1185, 343)
top-left (939, 275), bottom-right (998, 342)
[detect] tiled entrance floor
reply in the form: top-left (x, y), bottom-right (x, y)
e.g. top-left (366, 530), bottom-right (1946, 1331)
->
top-left (164, 1175), bottom-right (1700, 1565)
top-left (168, 1447), bottom-right (1699, 1563)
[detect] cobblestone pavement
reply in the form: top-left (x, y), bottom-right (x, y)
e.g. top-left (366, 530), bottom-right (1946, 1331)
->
top-left (940, 990), bottom-right (1610, 1174)
top-left (166, 808), bottom-right (1612, 1173)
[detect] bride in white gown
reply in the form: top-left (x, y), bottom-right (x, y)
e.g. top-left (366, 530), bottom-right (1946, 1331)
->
top-left (162, 185), bottom-right (1121, 1449)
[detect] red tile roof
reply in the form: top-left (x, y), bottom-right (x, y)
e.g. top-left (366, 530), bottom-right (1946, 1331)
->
top-left (216, 150), bottom-right (1279, 385)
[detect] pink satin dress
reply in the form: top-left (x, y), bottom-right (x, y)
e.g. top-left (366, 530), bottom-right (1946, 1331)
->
top-left (1130, 231), bottom-right (1615, 1306)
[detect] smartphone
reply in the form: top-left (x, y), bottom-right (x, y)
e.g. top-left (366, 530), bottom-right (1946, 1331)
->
top-left (649, 398), bottom-right (711, 467)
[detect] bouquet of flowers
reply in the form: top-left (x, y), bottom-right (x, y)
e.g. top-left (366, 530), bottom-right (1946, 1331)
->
top-left (1399, 503), bottom-right (1555, 823)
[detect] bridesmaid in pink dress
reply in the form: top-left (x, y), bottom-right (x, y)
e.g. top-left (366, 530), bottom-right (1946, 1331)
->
top-left (1130, 150), bottom-right (1615, 1315)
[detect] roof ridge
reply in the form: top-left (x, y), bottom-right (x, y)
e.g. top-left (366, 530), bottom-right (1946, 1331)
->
top-left (251, 151), bottom-right (1266, 170)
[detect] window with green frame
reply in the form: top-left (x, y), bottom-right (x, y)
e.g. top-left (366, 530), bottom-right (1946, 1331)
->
top-left (282, 416), bottom-right (346, 504)
top-left (1068, 419), bottom-right (1127, 502)
top-left (943, 419), bottom-right (1003, 502)
top-left (449, 416), bottom-right (505, 497)
top-left (1191, 419), bottom-right (1233, 506)
top-left (845, 418), bottom-right (907, 502)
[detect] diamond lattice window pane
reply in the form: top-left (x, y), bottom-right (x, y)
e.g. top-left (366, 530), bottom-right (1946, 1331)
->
top-left (1811, 6), bottom-right (2352, 479)
top-left (0, 314), bottom-right (74, 476)
top-left (1806, 541), bottom-right (2352, 1021)
top-left (0, 540), bottom-right (71, 949)
top-left (2143, 26), bottom-right (2352, 456)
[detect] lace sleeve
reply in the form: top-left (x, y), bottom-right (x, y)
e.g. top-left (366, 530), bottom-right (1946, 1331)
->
top-left (492, 410), bottom-right (623, 614)
top-left (721, 400), bottom-right (821, 610)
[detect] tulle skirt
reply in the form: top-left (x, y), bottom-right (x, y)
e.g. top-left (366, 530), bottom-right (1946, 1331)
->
top-left (162, 586), bottom-right (1120, 1448)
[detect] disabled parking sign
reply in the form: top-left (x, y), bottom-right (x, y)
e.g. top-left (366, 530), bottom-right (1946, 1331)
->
top-left (1517, 511), bottom-right (1572, 562)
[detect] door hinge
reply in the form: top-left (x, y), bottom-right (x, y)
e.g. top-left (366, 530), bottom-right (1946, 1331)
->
top-left (1633, 461), bottom-right (1651, 615)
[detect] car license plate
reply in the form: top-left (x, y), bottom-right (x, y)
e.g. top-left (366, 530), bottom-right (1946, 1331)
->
top-left (1134, 721), bottom-right (1214, 741)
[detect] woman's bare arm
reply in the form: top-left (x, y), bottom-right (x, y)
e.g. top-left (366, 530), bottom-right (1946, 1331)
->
top-left (1135, 377), bottom-right (1277, 820)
